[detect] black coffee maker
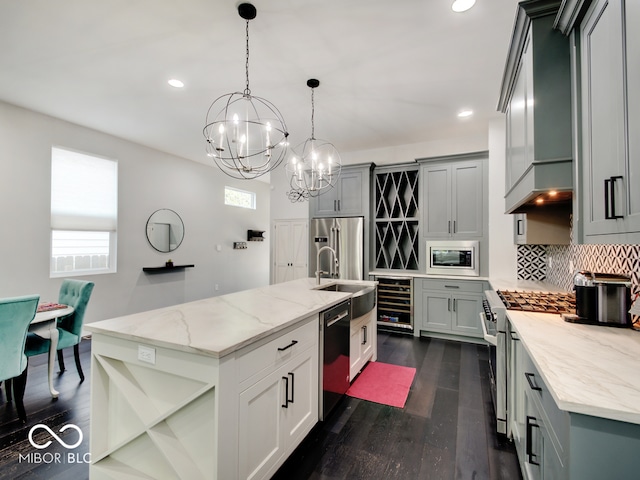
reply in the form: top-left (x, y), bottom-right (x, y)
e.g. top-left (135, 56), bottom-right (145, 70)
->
top-left (572, 271), bottom-right (631, 326)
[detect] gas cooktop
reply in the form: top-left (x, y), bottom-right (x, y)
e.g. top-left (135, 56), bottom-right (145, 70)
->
top-left (497, 290), bottom-right (576, 314)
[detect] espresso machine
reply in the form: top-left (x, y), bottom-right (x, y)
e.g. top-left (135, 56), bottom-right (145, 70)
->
top-left (568, 271), bottom-right (632, 326)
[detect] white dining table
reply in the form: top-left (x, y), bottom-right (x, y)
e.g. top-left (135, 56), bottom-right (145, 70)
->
top-left (29, 305), bottom-right (74, 398)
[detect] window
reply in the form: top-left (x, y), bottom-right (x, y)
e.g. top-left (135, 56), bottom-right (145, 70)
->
top-left (50, 147), bottom-right (118, 277)
top-left (224, 186), bottom-right (256, 209)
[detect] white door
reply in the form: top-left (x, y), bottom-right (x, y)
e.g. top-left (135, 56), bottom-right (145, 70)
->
top-left (273, 220), bottom-right (308, 284)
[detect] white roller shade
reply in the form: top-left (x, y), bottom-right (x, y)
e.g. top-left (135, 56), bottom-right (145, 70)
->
top-left (51, 147), bottom-right (118, 231)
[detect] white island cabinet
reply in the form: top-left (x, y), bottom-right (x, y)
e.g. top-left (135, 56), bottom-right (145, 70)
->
top-left (85, 278), bottom-right (373, 480)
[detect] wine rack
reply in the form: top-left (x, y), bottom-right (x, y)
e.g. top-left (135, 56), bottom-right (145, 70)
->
top-left (376, 276), bottom-right (413, 332)
top-left (374, 168), bottom-right (419, 270)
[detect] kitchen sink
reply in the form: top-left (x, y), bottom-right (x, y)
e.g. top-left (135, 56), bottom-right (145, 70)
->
top-left (316, 283), bottom-right (376, 319)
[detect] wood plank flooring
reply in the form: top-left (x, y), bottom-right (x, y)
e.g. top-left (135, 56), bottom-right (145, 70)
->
top-left (0, 333), bottom-right (522, 480)
top-left (272, 332), bottom-right (522, 480)
top-left (0, 340), bottom-right (91, 480)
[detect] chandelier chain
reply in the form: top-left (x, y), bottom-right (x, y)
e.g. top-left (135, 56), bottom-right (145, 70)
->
top-left (310, 87), bottom-right (315, 140)
top-left (244, 19), bottom-right (251, 96)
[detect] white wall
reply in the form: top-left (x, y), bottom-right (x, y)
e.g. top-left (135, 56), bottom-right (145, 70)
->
top-left (488, 117), bottom-right (517, 279)
top-left (0, 101), bottom-right (270, 323)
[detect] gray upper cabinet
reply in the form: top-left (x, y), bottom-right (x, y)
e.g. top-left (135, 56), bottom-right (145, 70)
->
top-left (421, 159), bottom-right (483, 239)
top-left (310, 164), bottom-right (371, 218)
top-left (577, 0), bottom-right (640, 242)
top-left (498, 1), bottom-right (573, 214)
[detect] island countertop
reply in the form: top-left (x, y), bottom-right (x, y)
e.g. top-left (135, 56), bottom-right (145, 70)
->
top-left (489, 278), bottom-right (640, 425)
top-left (85, 278), bottom-right (375, 358)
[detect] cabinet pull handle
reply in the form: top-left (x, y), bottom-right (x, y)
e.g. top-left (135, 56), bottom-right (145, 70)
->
top-left (288, 372), bottom-right (295, 404)
top-left (525, 372), bottom-right (542, 391)
top-left (334, 199), bottom-right (337, 211)
top-left (604, 176), bottom-right (624, 219)
top-left (453, 220), bottom-right (456, 233)
top-left (444, 285), bottom-right (460, 289)
top-left (448, 220), bottom-right (451, 234)
top-left (517, 219), bottom-right (524, 236)
top-left (510, 332), bottom-right (520, 341)
top-left (337, 199), bottom-right (341, 211)
top-left (452, 298), bottom-right (456, 312)
top-left (278, 340), bottom-right (298, 352)
top-left (281, 376), bottom-right (290, 408)
top-left (526, 415), bottom-right (540, 466)
top-left (362, 325), bottom-right (367, 345)
top-left (448, 298), bottom-right (451, 311)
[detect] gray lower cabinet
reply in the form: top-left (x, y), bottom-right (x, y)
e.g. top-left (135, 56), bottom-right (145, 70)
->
top-left (415, 278), bottom-right (483, 339)
top-left (510, 319), bottom-right (640, 480)
top-left (578, 0), bottom-right (640, 242)
top-left (310, 165), bottom-right (371, 217)
top-left (421, 159), bottom-right (483, 238)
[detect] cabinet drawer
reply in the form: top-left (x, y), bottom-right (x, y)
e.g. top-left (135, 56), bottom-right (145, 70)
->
top-left (420, 279), bottom-right (484, 293)
top-left (237, 317), bottom-right (318, 385)
top-left (522, 353), bottom-right (569, 453)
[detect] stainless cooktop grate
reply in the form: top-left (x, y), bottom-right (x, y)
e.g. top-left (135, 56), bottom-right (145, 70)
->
top-left (497, 290), bottom-right (576, 314)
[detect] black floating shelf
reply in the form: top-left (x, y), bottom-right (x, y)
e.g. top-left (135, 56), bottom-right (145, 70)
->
top-left (142, 264), bottom-right (195, 273)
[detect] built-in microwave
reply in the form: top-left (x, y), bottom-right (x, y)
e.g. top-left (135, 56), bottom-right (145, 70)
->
top-left (426, 240), bottom-right (479, 277)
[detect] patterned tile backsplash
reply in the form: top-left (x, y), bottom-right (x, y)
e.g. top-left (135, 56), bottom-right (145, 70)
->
top-left (517, 243), bottom-right (640, 297)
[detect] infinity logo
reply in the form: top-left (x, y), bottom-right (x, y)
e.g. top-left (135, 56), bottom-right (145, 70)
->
top-left (28, 424), bottom-right (83, 450)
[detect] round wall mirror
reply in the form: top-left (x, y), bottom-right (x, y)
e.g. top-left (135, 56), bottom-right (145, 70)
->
top-left (146, 209), bottom-right (185, 253)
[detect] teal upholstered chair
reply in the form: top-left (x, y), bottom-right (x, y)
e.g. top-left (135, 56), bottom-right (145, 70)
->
top-left (25, 279), bottom-right (94, 382)
top-left (0, 294), bottom-right (40, 422)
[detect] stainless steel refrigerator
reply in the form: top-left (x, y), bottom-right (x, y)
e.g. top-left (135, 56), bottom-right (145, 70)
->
top-left (309, 217), bottom-right (364, 280)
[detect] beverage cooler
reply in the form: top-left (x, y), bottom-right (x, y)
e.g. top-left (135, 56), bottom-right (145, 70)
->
top-left (374, 276), bottom-right (413, 333)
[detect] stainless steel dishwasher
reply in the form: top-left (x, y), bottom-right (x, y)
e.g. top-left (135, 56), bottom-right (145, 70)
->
top-left (319, 299), bottom-right (351, 421)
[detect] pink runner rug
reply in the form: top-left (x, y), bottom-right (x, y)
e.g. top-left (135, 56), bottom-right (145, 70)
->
top-left (346, 361), bottom-right (416, 408)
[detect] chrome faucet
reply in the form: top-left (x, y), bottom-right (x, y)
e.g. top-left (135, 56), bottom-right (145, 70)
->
top-left (316, 246), bottom-right (339, 285)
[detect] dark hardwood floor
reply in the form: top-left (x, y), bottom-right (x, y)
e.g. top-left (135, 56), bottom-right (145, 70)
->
top-left (0, 340), bottom-right (91, 480)
top-left (273, 332), bottom-right (522, 480)
top-left (0, 333), bottom-right (521, 480)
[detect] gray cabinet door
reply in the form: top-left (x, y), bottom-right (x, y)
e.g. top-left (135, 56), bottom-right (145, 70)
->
top-left (451, 293), bottom-right (482, 337)
top-left (310, 169), bottom-right (365, 217)
top-left (422, 164), bottom-right (451, 238)
top-left (336, 170), bottom-right (363, 216)
top-left (452, 161), bottom-right (483, 238)
top-left (420, 290), bottom-right (452, 331)
top-left (581, 0), bottom-right (626, 236)
top-left (422, 160), bottom-right (483, 239)
top-left (581, 0), bottom-right (640, 240)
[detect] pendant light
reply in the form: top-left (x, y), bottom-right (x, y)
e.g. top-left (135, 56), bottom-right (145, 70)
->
top-left (203, 3), bottom-right (288, 179)
top-left (286, 79), bottom-right (341, 202)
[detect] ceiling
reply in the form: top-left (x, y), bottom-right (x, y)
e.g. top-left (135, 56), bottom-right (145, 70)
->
top-left (0, 0), bottom-right (520, 167)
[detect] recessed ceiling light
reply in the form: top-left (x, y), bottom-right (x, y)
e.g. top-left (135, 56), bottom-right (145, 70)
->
top-left (452, 0), bottom-right (476, 13)
top-left (168, 79), bottom-right (184, 88)
top-left (458, 109), bottom-right (473, 118)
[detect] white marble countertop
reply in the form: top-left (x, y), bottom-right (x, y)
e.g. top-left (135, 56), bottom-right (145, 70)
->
top-left (489, 278), bottom-right (640, 425)
top-left (369, 271), bottom-right (490, 281)
top-left (85, 278), bottom-right (376, 358)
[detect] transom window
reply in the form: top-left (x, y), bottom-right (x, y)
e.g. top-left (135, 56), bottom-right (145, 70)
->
top-left (224, 186), bottom-right (256, 209)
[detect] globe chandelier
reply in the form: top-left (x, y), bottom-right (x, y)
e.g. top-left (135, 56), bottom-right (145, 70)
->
top-left (203, 3), bottom-right (289, 180)
top-left (286, 79), bottom-right (341, 202)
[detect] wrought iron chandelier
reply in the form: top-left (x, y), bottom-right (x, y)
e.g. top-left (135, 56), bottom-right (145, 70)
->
top-left (286, 79), bottom-right (341, 202)
top-left (203, 3), bottom-right (288, 180)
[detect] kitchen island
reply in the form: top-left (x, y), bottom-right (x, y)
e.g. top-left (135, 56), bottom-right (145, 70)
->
top-left (490, 279), bottom-right (640, 480)
top-left (85, 278), bottom-right (375, 480)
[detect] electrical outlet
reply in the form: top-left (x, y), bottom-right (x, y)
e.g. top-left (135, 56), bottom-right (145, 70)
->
top-left (215, 284), bottom-right (219, 291)
top-left (138, 345), bottom-right (156, 365)
top-left (233, 242), bottom-right (248, 249)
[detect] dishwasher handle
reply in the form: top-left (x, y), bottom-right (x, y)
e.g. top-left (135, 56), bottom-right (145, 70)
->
top-left (326, 310), bottom-right (349, 328)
